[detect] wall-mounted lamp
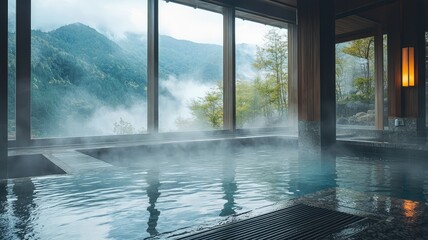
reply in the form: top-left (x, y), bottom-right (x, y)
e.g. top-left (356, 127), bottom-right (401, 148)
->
top-left (402, 47), bottom-right (415, 87)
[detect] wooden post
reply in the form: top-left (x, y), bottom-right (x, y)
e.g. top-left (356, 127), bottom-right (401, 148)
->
top-left (298, 0), bottom-right (336, 152)
top-left (387, 5), bottom-right (402, 119)
top-left (288, 24), bottom-right (298, 127)
top-left (374, 28), bottom-right (384, 130)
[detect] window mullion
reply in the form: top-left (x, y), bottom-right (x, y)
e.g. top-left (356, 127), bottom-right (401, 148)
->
top-left (223, 6), bottom-right (236, 131)
top-left (1, 0), bottom-right (8, 178)
top-left (148, 0), bottom-right (159, 133)
top-left (16, 0), bottom-right (31, 146)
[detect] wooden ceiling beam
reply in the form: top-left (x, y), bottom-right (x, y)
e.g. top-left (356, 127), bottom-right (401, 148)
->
top-left (335, 0), bottom-right (397, 19)
top-left (335, 28), bottom-right (377, 43)
top-left (170, 0), bottom-right (296, 23)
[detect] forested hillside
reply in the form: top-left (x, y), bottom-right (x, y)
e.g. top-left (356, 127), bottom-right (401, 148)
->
top-left (7, 23), bottom-right (255, 137)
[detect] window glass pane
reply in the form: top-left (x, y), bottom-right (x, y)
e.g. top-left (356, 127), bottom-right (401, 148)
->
top-left (158, 1), bottom-right (223, 132)
top-left (31, 0), bottom-right (147, 138)
top-left (336, 37), bottom-right (375, 130)
top-left (8, 0), bottom-right (16, 140)
top-left (235, 18), bottom-right (289, 128)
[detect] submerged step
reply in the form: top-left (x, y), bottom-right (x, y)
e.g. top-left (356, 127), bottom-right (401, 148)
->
top-left (46, 151), bottom-right (114, 174)
top-left (6, 154), bottom-right (66, 179)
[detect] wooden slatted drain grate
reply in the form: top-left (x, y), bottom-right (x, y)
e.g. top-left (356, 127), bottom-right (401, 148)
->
top-left (177, 204), bottom-right (365, 240)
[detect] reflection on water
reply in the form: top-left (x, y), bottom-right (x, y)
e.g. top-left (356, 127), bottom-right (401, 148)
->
top-left (146, 167), bottom-right (161, 236)
top-left (1, 147), bottom-right (428, 239)
top-left (289, 152), bottom-right (337, 197)
top-left (220, 158), bottom-right (237, 217)
top-left (402, 199), bottom-right (419, 220)
top-left (0, 181), bottom-right (8, 237)
top-left (13, 179), bottom-right (36, 240)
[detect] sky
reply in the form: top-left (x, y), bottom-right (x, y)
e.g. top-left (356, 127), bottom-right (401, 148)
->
top-left (9, 0), bottom-right (280, 45)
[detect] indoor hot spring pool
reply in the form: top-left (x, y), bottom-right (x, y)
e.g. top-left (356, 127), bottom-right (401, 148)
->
top-left (1, 142), bottom-right (428, 239)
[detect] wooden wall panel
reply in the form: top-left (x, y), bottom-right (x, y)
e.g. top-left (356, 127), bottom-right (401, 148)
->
top-left (298, 0), bottom-right (321, 121)
top-left (387, 5), bottom-right (402, 117)
top-left (298, 0), bottom-right (335, 123)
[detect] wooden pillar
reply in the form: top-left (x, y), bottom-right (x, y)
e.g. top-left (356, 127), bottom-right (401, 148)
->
top-left (148, 0), bottom-right (159, 133)
top-left (374, 28), bottom-right (384, 130)
top-left (0, 0), bottom-right (8, 178)
top-left (387, 4), bottom-right (402, 119)
top-left (223, 7), bottom-right (236, 131)
top-left (414, 0), bottom-right (426, 136)
top-left (388, 0), bottom-right (425, 137)
top-left (288, 24), bottom-right (298, 127)
top-left (297, 0), bottom-right (336, 152)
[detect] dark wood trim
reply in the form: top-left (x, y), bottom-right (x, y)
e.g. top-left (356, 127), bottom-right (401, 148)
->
top-left (148, 0), bottom-right (159, 133)
top-left (335, 0), bottom-right (397, 19)
top-left (228, 0), bottom-right (296, 24)
top-left (169, 0), bottom-right (296, 24)
top-left (387, 8), bottom-right (402, 118)
top-left (319, 0), bottom-right (336, 149)
top-left (401, 0), bottom-right (422, 119)
top-left (416, 0), bottom-right (426, 135)
top-left (0, 0), bottom-right (8, 178)
top-left (16, 0), bottom-right (31, 146)
top-left (335, 28), bottom-right (377, 43)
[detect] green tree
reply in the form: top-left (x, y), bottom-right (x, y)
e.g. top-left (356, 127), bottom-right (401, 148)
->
top-left (188, 28), bottom-right (289, 128)
top-left (113, 118), bottom-right (136, 135)
top-left (236, 80), bottom-right (259, 128)
top-left (335, 54), bottom-right (345, 102)
top-left (189, 84), bottom-right (223, 129)
top-left (342, 37), bottom-right (375, 102)
top-left (254, 76), bottom-right (276, 121)
top-left (253, 28), bottom-right (288, 117)
top-left (342, 37), bottom-right (374, 79)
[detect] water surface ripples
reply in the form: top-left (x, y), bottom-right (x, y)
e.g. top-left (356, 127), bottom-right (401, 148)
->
top-left (1, 147), bottom-right (428, 239)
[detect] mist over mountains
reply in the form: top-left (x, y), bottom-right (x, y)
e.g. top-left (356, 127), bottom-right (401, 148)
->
top-left (8, 23), bottom-right (256, 137)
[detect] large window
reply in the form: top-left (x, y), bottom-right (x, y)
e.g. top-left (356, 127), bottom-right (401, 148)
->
top-left (31, 0), bottom-right (148, 138)
top-left (8, 0), bottom-right (16, 140)
top-left (7, 0), bottom-right (295, 144)
top-left (336, 37), bottom-right (375, 129)
top-left (158, 1), bottom-right (223, 132)
top-left (235, 17), bottom-right (289, 129)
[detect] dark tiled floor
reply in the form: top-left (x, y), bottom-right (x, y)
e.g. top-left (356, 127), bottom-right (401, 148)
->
top-left (163, 188), bottom-right (428, 239)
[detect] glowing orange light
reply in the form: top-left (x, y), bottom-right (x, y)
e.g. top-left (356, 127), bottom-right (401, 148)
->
top-left (403, 199), bottom-right (418, 218)
top-left (402, 47), bottom-right (415, 87)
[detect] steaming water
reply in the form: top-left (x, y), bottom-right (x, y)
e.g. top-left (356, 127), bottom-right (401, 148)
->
top-left (0, 147), bottom-right (428, 239)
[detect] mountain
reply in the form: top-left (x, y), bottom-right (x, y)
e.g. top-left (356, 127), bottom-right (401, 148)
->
top-left (116, 33), bottom-right (224, 82)
top-left (7, 23), bottom-right (256, 137)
